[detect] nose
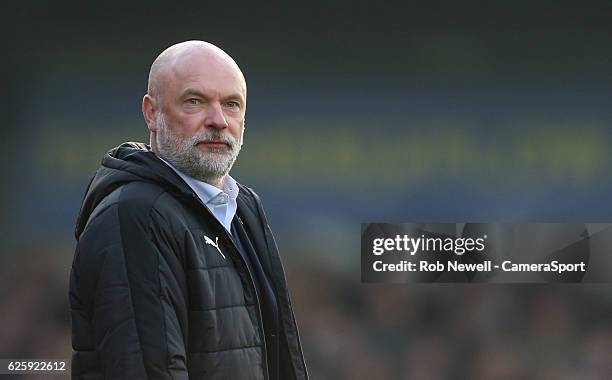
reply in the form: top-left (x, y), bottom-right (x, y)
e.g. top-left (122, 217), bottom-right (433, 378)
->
top-left (205, 102), bottom-right (229, 129)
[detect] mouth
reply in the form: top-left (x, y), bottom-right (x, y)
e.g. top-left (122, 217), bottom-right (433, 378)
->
top-left (197, 141), bottom-right (229, 149)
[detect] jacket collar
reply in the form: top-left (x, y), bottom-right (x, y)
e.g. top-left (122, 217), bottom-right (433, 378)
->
top-left (236, 186), bottom-right (275, 283)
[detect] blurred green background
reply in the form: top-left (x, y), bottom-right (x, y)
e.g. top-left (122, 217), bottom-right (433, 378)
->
top-left (3, 1), bottom-right (612, 379)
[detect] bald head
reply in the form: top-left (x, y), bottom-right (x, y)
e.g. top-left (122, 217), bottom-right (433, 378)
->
top-left (147, 40), bottom-right (246, 102)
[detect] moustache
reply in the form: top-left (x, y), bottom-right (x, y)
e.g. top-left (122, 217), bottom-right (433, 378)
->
top-left (191, 132), bottom-right (238, 149)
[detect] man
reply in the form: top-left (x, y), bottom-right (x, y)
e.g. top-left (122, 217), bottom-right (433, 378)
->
top-left (69, 41), bottom-right (308, 380)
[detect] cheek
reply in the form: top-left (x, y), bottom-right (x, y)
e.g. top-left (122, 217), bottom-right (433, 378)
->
top-left (167, 115), bottom-right (202, 137)
top-left (228, 117), bottom-right (244, 136)
top-left (234, 126), bottom-right (245, 142)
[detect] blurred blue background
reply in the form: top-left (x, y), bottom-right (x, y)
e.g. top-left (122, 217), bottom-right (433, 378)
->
top-left (2, 1), bottom-right (612, 378)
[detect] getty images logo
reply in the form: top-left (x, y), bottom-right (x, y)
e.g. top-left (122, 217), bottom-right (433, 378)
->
top-left (372, 234), bottom-right (488, 256)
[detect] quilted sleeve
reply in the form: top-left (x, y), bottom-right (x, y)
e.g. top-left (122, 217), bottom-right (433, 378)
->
top-left (71, 195), bottom-right (188, 380)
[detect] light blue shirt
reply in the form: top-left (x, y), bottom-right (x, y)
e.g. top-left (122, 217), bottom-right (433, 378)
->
top-left (159, 157), bottom-right (239, 234)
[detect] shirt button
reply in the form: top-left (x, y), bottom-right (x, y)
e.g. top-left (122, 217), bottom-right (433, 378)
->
top-left (213, 194), bottom-right (228, 204)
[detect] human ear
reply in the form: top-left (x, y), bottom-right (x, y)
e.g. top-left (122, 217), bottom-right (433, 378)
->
top-left (142, 94), bottom-right (158, 132)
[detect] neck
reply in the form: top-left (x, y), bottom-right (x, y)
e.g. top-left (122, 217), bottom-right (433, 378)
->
top-left (206, 176), bottom-right (226, 190)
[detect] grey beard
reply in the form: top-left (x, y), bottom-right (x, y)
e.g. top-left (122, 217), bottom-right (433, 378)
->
top-left (155, 113), bottom-right (241, 184)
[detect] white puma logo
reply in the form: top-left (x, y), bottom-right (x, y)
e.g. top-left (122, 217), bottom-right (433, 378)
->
top-left (204, 235), bottom-right (226, 260)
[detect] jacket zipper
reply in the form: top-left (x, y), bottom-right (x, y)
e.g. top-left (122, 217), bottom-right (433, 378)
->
top-left (190, 194), bottom-right (270, 380)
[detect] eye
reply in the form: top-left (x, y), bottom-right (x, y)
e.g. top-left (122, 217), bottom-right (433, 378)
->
top-left (226, 101), bottom-right (240, 109)
top-left (186, 98), bottom-right (201, 105)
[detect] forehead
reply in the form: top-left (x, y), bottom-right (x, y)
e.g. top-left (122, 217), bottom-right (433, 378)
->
top-left (164, 51), bottom-right (246, 100)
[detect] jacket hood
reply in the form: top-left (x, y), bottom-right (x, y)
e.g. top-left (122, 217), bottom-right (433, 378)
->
top-left (75, 142), bottom-right (193, 239)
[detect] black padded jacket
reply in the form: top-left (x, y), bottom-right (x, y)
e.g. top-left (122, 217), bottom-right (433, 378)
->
top-left (69, 142), bottom-right (308, 380)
